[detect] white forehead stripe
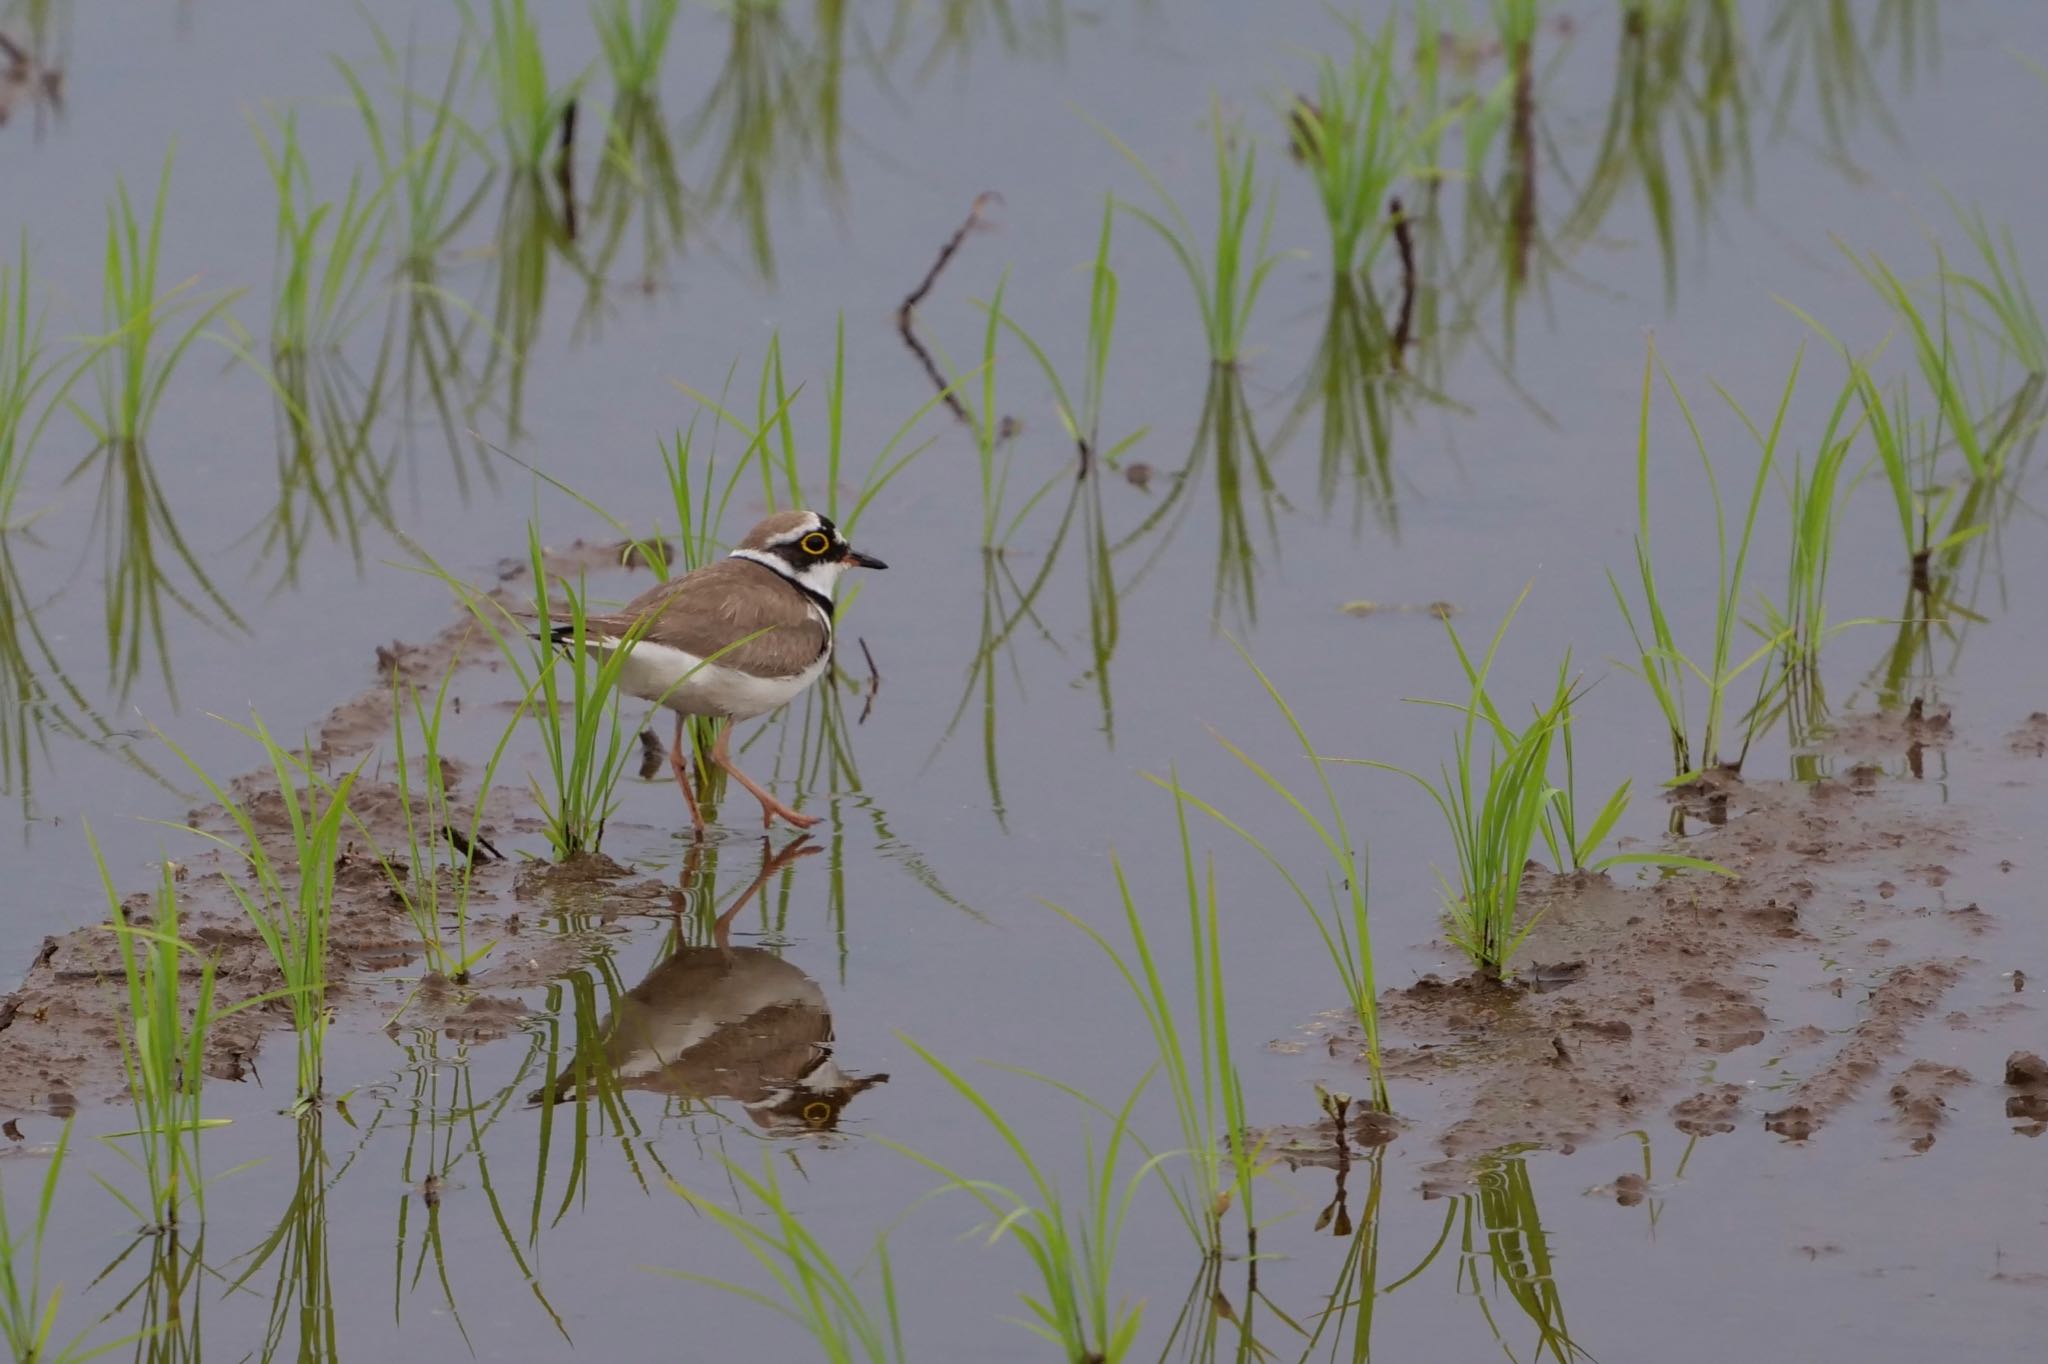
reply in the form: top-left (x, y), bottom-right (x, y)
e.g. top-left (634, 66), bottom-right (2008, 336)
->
top-left (762, 512), bottom-right (828, 546)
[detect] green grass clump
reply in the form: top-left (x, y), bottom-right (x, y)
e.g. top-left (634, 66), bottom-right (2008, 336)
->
top-left (75, 148), bottom-right (241, 455)
top-left (666, 1154), bottom-right (905, 1364)
top-left (1335, 591), bottom-right (1726, 982)
top-left (1050, 775), bottom-right (1260, 1260)
top-left (0, 1122), bottom-right (131, 1362)
top-left (888, 1045), bottom-right (1153, 1363)
top-left (252, 110), bottom-right (392, 359)
top-left (1290, 15), bottom-right (1431, 279)
top-left (473, 0), bottom-right (583, 177)
top-left (1162, 645), bottom-right (1385, 1098)
top-left (357, 658), bottom-right (515, 984)
top-left (1609, 344), bottom-right (1791, 780)
top-left (1, 236), bottom-right (80, 532)
top-left (1098, 99), bottom-right (1289, 366)
top-left (155, 715), bottom-right (358, 1110)
top-left (85, 836), bottom-right (252, 1230)
top-left (336, 25), bottom-right (495, 281)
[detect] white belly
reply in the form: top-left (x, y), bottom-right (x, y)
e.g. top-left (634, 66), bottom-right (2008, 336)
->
top-left (606, 640), bottom-right (826, 721)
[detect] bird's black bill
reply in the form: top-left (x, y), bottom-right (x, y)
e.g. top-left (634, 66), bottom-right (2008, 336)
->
top-left (849, 549), bottom-right (888, 570)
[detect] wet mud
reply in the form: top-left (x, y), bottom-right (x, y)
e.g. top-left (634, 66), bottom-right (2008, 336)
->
top-left (0, 542), bottom-right (661, 1116)
top-left (1310, 717), bottom-right (2043, 1183)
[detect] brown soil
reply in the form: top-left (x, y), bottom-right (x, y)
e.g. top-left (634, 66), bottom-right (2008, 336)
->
top-left (2006, 1051), bottom-right (2048, 1134)
top-left (1304, 729), bottom-right (2028, 1183)
top-left (1763, 959), bottom-right (1964, 1141)
top-left (0, 541), bottom-right (666, 1117)
top-left (1882, 1060), bottom-right (1973, 1152)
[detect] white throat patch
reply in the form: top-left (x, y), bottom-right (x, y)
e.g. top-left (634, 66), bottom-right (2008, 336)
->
top-left (729, 547), bottom-right (849, 601)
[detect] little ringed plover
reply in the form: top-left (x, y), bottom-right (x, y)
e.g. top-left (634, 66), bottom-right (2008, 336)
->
top-left (557, 509), bottom-right (886, 832)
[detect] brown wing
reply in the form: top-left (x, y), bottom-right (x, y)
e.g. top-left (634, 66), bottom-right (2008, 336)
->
top-left (586, 558), bottom-right (829, 679)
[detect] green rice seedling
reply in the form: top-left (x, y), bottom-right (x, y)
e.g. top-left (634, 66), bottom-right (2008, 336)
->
top-left (673, 322), bottom-right (958, 572)
top-left (1560, 0), bottom-right (1751, 305)
top-left (354, 658), bottom-right (516, 985)
top-left (997, 199), bottom-right (1148, 481)
top-left (1838, 239), bottom-right (2028, 484)
top-left (1779, 304), bottom-right (1983, 589)
top-left (666, 1154), bottom-right (906, 1364)
top-left (251, 110), bottom-right (393, 358)
top-left (1113, 368), bottom-right (1278, 623)
top-left (1943, 197), bottom-right (2047, 378)
top-left (471, 0), bottom-right (584, 177)
top-left (230, 1111), bottom-right (345, 1363)
top-left (152, 716), bottom-right (358, 1111)
top-left (2, 235), bottom-right (86, 531)
top-left (684, 0), bottom-right (850, 280)
top-left (1048, 777), bottom-right (1260, 1258)
top-left (585, 0), bottom-right (687, 297)
top-left (83, 835), bottom-right (252, 1231)
top-left (65, 152), bottom-right (247, 699)
top-left (1608, 344), bottom-right (1792, 780)
top-left (1758, 371), bottom-right (1865, 664)
top-left (1291, 14), bottom-right (1434, 278)
top-left (1096, 98), bottom-right (1290, 366)
top-left (887, 1044), bottom-right (1155, 1363)
top-left (1158, 644), bottom-right (1385, 1098)
top-left (1763, 0), bottom-right (1930, 161)
top-left (486, 527), bottom-right (642, 858)
top-left (1326, 594), bottom-right (1562, 983)
top-left (1, 1121), bottom-right (135, 1363)
top-left (403, 522), bottom-right (762, 858)
top-left (335, 26), bottom-right (495, 279)
top-left (244, 110), bottom-right (400, 586)
top-left (1331, 593), bottom-right (1728, 982)
top-left (73, 148), bottom-right (242, 455)
top-left (1455, 1154), bottom-right (1591, 1361)
top-left (593, 0), bottom-right (679, 102)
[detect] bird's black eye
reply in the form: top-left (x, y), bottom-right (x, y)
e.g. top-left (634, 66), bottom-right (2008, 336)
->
top-left (800, 532), bottom-right (832, 556)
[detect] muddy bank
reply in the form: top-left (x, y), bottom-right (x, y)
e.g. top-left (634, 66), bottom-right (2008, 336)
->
top-left (1304, 717), bottom-right (2042, 1183)
top-left (0, 542), bottom-right (684, 1116)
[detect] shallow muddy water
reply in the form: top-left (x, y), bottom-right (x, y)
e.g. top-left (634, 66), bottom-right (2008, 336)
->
top-left (3, 2), bottom-right (2048, 1361)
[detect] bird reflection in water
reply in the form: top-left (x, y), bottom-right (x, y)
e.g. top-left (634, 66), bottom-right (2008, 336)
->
top-left (537, 835), bottom-right (887, 1132)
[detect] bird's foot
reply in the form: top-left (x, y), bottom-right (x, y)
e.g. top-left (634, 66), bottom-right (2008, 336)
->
top-left (759, 798), bottom-right (821, 830)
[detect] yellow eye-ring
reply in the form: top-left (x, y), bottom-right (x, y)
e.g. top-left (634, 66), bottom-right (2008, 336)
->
top-left (800, 532), bottom-right (832, 556)
top-left (803, 1101), bottom-right (834, 1126)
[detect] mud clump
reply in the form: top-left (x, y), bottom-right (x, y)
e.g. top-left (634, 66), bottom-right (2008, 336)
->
top-left (1670, 1084), bottom-right (1745, 1137)
top-left (1885, 1061), bottom-right (1973, 1152)
top-left (2007, 713), bottom-right (2048, 757)
top-left (2006, 1051), bottom-right (2048, 1134)
top-left (1332, 752), bottom-right (2004, 1174)
top-left (1764, 959), bottom-right (1964, 1141)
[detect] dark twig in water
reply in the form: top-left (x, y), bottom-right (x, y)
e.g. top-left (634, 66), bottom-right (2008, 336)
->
top-left (857, 636), bottom-right (881, 725)
top-left (442, 825), bottom-right (504, 866)
top-left (1389, 196), bottom-right (1417, 372)
top-left (897, 191), bottom-right (1002, 430)
top-left (556, 99), bottom-right (579, 240)
top-left (1509, 41), bottom-right (1536, 285)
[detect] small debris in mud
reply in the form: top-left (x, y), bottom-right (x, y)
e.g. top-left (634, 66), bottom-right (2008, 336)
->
top-left (2, 1118), bottom-right (20, 1142)
top-left (1123, 461), bottom-right (1154, 491)
top-left (1764, 960), bottom-right (1965, 1141)
top-left (1886, 1061), bottom-right (1973, 1152)
top-left (1611, 1172), bottom-right (1647, 1206)
top-left (2013, 969), bottom-right (2028, 993)
top-left (1671, 1084), bottom-right (1745, 1136)
top-left (513, 851), bottom-right (655, 902)
top-left (2004, 1051), bottom-right (2048, 1133)
top-left (2006, 712), bottom-right (2048, 757)
top-left (1339, 599), bottom-right (1458, 620)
